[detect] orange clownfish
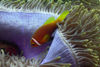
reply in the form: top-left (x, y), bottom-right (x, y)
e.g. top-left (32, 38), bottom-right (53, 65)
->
top-left (31, 10), bottom-right (69, 47)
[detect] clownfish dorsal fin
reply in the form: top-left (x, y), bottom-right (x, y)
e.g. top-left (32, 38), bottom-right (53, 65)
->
top-left (56, 10), bottom-right (69, 21)
top-left (43, 16), bottom-right (56, 25)
top-left (43, 10), bottom-right (69, 25)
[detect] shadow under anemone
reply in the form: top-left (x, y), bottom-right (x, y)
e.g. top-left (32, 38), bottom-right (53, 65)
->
top-left (0, 40), bottom-right (21, 56)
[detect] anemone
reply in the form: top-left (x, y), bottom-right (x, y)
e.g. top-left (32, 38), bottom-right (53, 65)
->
top-left (57, 3), bottom-right (100, 67)
top-left (0, 0), bottom-right (72, 14)
top-left (0, 0), bottom-right (100, 67)
top-left (0, 0), bottom-right (72, 67)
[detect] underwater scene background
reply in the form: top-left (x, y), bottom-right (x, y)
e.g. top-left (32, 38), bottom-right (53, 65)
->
top-left (0, 0), bottom-right (100, 67)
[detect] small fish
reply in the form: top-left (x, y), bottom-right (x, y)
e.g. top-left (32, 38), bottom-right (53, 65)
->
top-left (31, 10), bottom-right (69, 47)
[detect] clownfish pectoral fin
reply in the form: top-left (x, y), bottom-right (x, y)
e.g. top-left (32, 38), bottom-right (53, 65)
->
top-left (57, 10), bottom-right (69, 21)
top-left (41, 34), bottom-right (50, 43)
top-left (43, 16), bottom-right (56, 25)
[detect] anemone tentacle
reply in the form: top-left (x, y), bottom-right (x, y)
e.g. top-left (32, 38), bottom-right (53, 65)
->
top-left (0, 0), bottom-right (71, 15)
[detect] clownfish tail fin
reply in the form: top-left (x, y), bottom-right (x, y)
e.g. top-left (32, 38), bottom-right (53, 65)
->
top-left (43, 16), bottom-right (56, 25)
top-left (57, 10), bottom-right (69, 22)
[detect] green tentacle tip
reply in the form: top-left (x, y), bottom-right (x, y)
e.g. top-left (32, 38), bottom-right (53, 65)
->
top-left (84, 39), bottom-right (89, 42)
top-left (62, 64), bottom-right (71, 67)
top-left (56, 56), bottom-right (61, 59)
top-left (88, 49), bottom-right (93, 52)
